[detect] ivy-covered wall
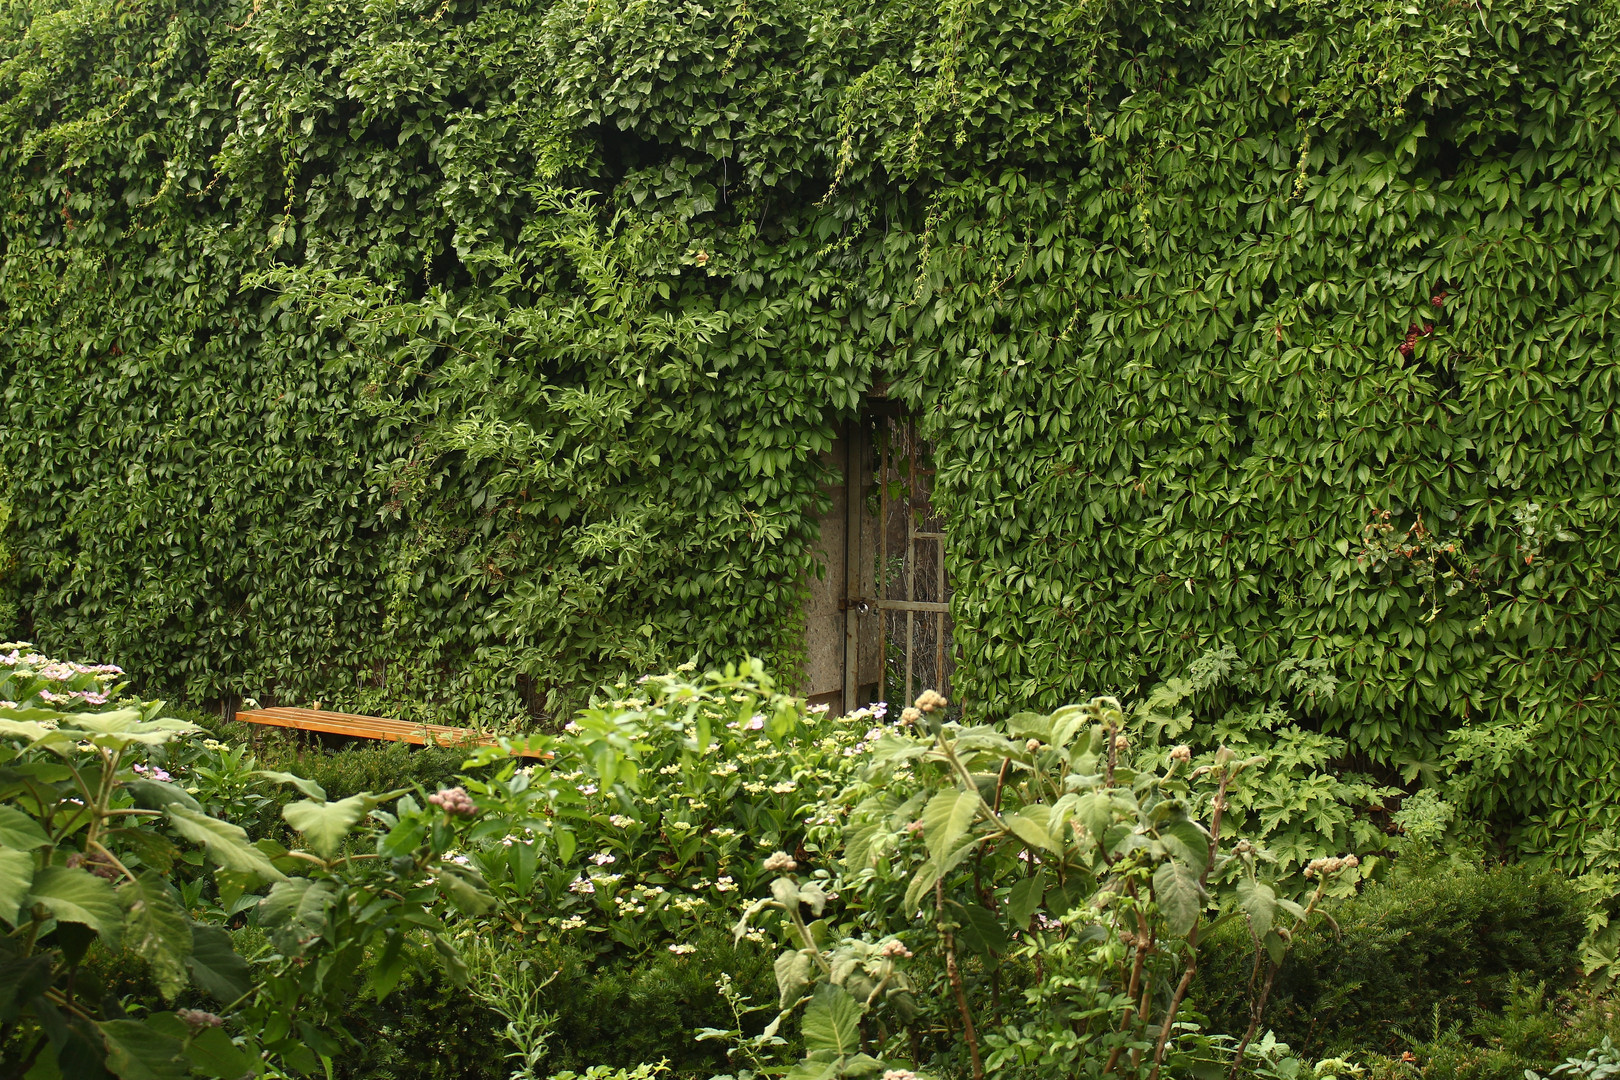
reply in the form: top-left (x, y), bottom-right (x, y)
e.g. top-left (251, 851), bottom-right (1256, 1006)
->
top-left (4, 0), bottom-right (1620, 857)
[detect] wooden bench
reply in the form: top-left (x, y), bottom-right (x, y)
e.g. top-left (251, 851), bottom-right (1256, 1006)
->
top-left (234, 707), bottom-right (547, 758)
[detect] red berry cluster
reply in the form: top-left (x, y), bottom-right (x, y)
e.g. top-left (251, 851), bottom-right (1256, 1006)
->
top-left (1397, 289), bottom-right (1447, 357)
top-left (1398, 322), bottom-right (1435, 357)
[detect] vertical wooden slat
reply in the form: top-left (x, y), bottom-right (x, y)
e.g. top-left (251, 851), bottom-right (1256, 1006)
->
top-left (841, 420), bottom-right (861, 715)
top-left (878, 418), bottom-right (890, 707)
top-left (905, 420), bottom-right (917, 708)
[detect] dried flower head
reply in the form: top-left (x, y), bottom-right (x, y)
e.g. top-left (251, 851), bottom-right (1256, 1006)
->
top-left (177, 1009), bottom-right (224, 1032)
top-left (1114, 734), bottom-right (1130, 751)
top-left (914, 689), bottom-right (948, 713)
top-left (1169, 745), bottom-right (1192, 764)
top-left (763, 851), bottom-right (798, 873)
top-left (879, 939), bottom-right (914, 959)
top-left (899, 706), bottom-right (922, 726)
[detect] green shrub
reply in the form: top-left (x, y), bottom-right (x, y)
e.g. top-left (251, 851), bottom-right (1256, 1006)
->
top-left (1197, 858), bottom-right (1587, 1056)
top-left (327, 929), bottom-right (778, 1080)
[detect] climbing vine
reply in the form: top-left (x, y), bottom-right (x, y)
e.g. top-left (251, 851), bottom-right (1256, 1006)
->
top-left (3, 0), bottom-right (1620, 859)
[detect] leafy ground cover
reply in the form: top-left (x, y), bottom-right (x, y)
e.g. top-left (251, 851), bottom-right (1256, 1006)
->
top-left (4, 645), bottom-right (1619, 1080)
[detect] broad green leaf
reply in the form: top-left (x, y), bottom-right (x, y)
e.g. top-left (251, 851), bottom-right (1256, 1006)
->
top-left (282, 795), bottom-right (369, 857)
top-left (905, 835), bottom-right (979, 912)
top-left (125, 780), bottom-right (202, 815)
top-left (436, 867), bottom-right (495, 915)
top-left (1152, 860), bottom-right (1204, 939)
top-left (923, 788), bottom-right (979, 859)
top-left (1072, 791), bottom-right (1114, 844)
top-left (0, 805), bottom-right (49, 850)
top-left (104, 828), bottom-right (177, 874)
top-left (259, 879), bottom-right (337, 954)
top-left (1005, 807), bottom-right (1059, 852)
top-left (1236, 878), bottom-right (1277, 938)
top-left (181, 1025), bottom-right (251, 1080)
top-left (0, 844), bottom-right (35, 925)
top-left (948, 899), bottom-right (1011, 957)
top-left (369, 931), bottom-right (410, 1002)
top-left (0, 953), bottom-right (54, 1015)
top-left (254, 770), bottom-right (326, 801)
top-left (1007, 868), bottom-right (1047, 930)
top-left (28, 866), bottom-right (120, 940)
top-left (119, 872), bottom-right (191, 1000)
top-left (166, 806), bottom-right (284, 880)
top-left (1158, 818), bottom-right (1210, 877)
top-left (801, 983), bottom-right (860, 1055)
top-left (774, 948), bottom-right (813, 1009)
top-left (187, 924), bottom-right (253, 1004)
top-left (98, 1018), bottom-right (188, 1080)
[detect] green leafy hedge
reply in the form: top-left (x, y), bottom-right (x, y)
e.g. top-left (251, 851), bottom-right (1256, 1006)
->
top-left (5, 0), bottom-right (1620, 855)
top-left (1196, 858), bottom-right (1587, 1055)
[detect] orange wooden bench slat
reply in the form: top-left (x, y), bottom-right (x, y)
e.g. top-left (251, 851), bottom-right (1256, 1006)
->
top-left (234, 707), bottom-right (546, 758)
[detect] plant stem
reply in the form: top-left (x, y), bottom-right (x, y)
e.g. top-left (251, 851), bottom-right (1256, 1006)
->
top-left (937, 880), bottom-right (983, 1080)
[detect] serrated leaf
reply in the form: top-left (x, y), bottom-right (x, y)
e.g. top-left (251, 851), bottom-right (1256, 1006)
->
top-left (181, 1025), bottom-right (251, 1080)
top-left (166, 806), bottom-right (284, 880)
top-left (123, 780), bottom-right (202, 815)
top-left (28, 866), bottom-right (120, 940)
top-left (187, 924), bottom-right (253, 1004)
top-left (104, 828), bottom-right (177, 874)
top-left (774, 949), bottom-right (813, 1009)
top-left (259, 879), bottom-right (337, 955)
top-left (1236, 878), bottom-right (1277, 938)
top-left (1007, 868), bottom-right (1047, 930)
top-left (801, 983), bottom-right (860, 1055)
top-left (923, 788), bottom-right (979, 859)
top-left (436, 867), bottom-right (495, 915)
top-left (98, 1018), bottom-right (188, 1080)
top-left (1152, 860), bottom-right (1203, 939)
top-left (0, 805), bottom-right (49, 851)
top-left (905, 835), bottom-right (979, 912)
top-left (0, 844), bottom-right (35, 926)
top-left (1159, 818), bottom-right (1210, 878)
top-left (1005, 806), bottom-right (1059, 852)
top-left (254, 770), bottom-right (326, 801)
top-left (119, 872), bottom-right (191, 1000)
top-left (282, 795), bottom-right (369, 857)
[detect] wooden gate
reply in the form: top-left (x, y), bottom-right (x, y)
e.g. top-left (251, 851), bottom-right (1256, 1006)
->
top-left (837, 412), bottom-right (954, 711)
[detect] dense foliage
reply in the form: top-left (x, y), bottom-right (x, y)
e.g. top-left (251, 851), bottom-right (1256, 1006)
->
top-left (5, 0), bottom-right (1620, 857)
top-left (4, 647), bottom-right (1613, 1080)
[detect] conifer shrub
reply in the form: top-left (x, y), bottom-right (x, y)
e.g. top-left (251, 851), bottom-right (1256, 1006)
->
top-left (1196, 858), bottom-right (1586, 1056)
